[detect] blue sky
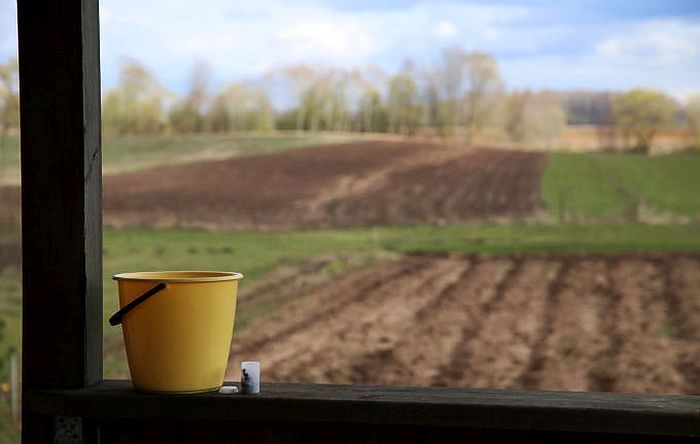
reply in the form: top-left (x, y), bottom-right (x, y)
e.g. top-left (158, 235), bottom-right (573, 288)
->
top-left (1, 0), bottom-right (699, 100)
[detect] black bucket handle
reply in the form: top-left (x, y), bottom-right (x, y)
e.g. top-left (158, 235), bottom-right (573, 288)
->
top-left (109, 283), bottom-right (167, 326)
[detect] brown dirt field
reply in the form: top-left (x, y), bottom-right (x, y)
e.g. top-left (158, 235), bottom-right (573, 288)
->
top-left (104, 141), bottom-right (548, 229)
top-left (228, 253), bottom-right (700, 395)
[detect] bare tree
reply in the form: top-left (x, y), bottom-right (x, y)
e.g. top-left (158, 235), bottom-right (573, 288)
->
top-left (169, 61), bottom-right (212, 133)
top-left (462, 51), bottom-right (504, 145)
top-left (524, 91), bottom-right (566, 149)
top-left (432, 48), bottom-right (504, 143)
top-left (503, 90), bottom-right (565, 148)
top-left (433, 47), bottom-right (468, 134)
top-left (504, 89), bottom-right (531, 142)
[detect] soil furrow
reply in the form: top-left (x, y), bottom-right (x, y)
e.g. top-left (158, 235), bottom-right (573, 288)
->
top-left (236, 257), bottom-right (335, 320)
top-left (234, 257), bottom-right (456, 380)
top-left (610, 259), bottom-right (685, 393)
top-left (434, 258), bottom-right (557, 388)
top-left (275, 256), bottom-right (469, 383)
top-left (526, 259), bottom-right (614, 391)
top-left (230, 258), bottom-right (415, 363)
top-left (345, 257), bottom-right (477, 385)
top-left (431, 258), bottom-right (520, 386)
top-left (517, 258), bottom-right (573, 389)
top-left (655, 256), bottom-right (700, 394)
top-left (586, 257), bottom-right (623, 391)
top-left (216, 252), bottom-right (700, 395)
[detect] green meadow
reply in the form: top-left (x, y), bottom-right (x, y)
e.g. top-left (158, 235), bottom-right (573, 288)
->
top-left (542, 151), bottom-right (700, 222)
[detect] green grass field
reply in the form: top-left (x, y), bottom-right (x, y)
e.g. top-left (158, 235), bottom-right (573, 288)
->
top-left (542, 151), bottom-right (700, 222)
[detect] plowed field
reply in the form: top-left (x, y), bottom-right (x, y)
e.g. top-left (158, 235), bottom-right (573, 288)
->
top-left (229, 253), bottom-right (700, 394)
top-left (104, 141), bottom-right (547, 228)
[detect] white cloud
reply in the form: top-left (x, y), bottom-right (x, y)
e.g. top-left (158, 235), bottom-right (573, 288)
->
top-left (276, 20), bottom-right (377, 63)
top-left (178, 34), bottom-right (240, 55)
top-left (596, 22), bottom-right (698, 66)
top-left (434, 20), bottom-right (458, 40)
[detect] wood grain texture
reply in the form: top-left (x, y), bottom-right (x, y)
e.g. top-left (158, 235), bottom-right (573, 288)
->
top-left (24, 381), bottom-right (700, 437)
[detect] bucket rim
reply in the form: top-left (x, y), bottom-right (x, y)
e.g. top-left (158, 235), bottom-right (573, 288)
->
top-left (113, 271), bottom-right (244, 283)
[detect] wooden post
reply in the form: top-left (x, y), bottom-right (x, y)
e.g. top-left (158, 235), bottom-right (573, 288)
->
top-left (17, 0), bottom-right (102, 441)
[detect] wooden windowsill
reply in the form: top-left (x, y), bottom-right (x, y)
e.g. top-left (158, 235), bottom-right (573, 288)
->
top-left (23, 380), bottom-right (699, 437)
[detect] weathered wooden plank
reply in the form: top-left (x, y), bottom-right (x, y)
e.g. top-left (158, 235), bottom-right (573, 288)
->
top-left (24, 381), bottom-right (700, 437)
top-left (17, 0), bottom-right (102, 442)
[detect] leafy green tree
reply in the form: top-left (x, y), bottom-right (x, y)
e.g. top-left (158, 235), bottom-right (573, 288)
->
top-left (102, 59), bottom-right (168, 135)
top-left (421, 69), bottom-right (444, 136)
top-left (355, 86), bottom-right (387, 133)
top-left (296, 71), bottom-right (349, 132)
top-left (206, 83), bottom-right (274, 132)
top-left (276, 65), bottom-right (319, 132)
top-left (613, 88), bottom-right (676, 153)
top-left (386, 72), bottom-right (421, 135)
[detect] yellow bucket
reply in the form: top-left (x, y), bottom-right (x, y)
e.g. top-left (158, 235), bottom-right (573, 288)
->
top-left (111, 271), bottom-right (243, 393)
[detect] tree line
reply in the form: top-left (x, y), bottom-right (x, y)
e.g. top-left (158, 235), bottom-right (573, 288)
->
top-left (2, 52), bottom-right (700, 153)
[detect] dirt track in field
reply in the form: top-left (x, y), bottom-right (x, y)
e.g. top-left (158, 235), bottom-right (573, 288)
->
top-left (104, 141), bottom-right (547, 229)
top-left (228, 253), bottom-right (700, 395)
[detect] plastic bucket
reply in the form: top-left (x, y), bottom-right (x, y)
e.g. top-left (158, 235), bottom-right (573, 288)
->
top-left (111, 271), bottom-right (243, 393)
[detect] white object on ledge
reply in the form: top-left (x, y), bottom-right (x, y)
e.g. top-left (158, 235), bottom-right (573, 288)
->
top-left (241, 361), bottom-right (260, 394)
top-left (218, 385), bottom-right (238, 395)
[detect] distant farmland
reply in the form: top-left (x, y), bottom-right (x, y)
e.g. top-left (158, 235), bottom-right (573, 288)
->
top-left (104, 141), bottom-right (547, 229)
top-left (2, 134), bottom-right (700, 395)
top-left (103, 139), bottom-right (700, 229)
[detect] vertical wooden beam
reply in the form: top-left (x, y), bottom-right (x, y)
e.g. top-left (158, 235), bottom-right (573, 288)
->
top-left (17, 0), bottom-right (102, 439)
